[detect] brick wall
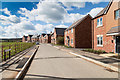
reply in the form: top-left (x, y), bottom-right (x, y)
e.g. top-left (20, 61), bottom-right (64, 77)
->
top-left (75, 16), bottom-right (92, 48)
top-left (93, 1), bottom-right (119, 53)
top-left (64, 28), bottom-right (75, 47)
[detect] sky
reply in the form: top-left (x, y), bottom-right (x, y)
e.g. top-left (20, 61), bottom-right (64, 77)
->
top-left (0, 0), bottom-right (110, 38)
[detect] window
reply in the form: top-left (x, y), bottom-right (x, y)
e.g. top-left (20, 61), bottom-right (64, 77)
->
top-left (97, 17), bottom-right (103, 27)
top-left (68, 30), bottom-right (69, 33)
top-left (115, 9), bottom-right (120, 19)
top-left (97, 35), bottom-right (103, 46)
top-left (71, 28), bottom-right (73, 33)
top-left (65, 31), bottom-right (67, 35)
top-left (71, 38), bottom-right (73, 44)
top-left (66, 37), bottom-right (67, 40)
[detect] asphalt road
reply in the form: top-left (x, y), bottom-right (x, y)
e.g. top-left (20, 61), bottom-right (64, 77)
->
top-left (24, 44), bottom-right (118, 80)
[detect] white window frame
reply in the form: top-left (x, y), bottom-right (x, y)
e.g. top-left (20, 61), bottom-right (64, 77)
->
top-left (97, 17), bottom-right (103, 27)
top-left (115, 9), bottom-right (120, 20)
top-left (71, 28), bottom-right (73, 33)
top-left (97, 35), bottom-right (103, 47)
top-left (71, 38), bottom-right (73, 44)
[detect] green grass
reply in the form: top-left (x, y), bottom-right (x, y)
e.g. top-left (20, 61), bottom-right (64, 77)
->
top-left (0, 42), bottom-right (35, 61)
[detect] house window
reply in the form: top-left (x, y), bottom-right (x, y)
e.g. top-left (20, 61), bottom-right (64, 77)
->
top-left (71, 28), bottom-right (73, 33)
top-left (115, 9), bottom-right (120, 19)
top-left (71, 38), bottom-right (73, 44)
top-left (97, 35), bottom-right (103, 47)
top-left (97, 17), bottom-right (103, 27)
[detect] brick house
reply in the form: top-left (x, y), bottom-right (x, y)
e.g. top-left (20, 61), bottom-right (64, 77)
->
top-left (31, 35), bottom-right (40, 42)
top-left (92, 0), bottom-right (120, 53)
top-left (44, 34), bottom-right (51, 43)
top-left (22, 35), bottom-right (28, 42)
top-left (51, 28), bottom-right (66, 44)
top-left (51, 33), bottom-right (55, 44)
top-left (40, 33), bottom-right (46, 43)
top-left (27, 35), bottom-right (33, 42)
top-left (64, 14), bottom-right (92, 48)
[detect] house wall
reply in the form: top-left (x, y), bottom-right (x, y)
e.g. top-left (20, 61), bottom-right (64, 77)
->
top-left (27, 36), bottom-right (32, 42)
top-left (51, 34), bottom-right (55, 44)
top-left (93, 1), bottom-right (119, 53)
top-left (64, 28), bottom-right (75, 47)
top-left (22, 36), bottom-right (27, 42)
top-left (106, 2), bottom-right (119, 33)
top-left (22, 37), bottom-right (26, 42)
top-left (75, 16), bottom-right (92, 48)
top-left (54, 29), bottom-right (57, 44)
top-left (48, 35), bottom-right (51, 43)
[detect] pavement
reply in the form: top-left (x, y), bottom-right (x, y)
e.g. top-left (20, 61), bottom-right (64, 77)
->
top-left (1, 46), bottom-right (37, 80)
top-left (51, 45), bottom-right (120, 68)
top-left (24, 44), bottom-right (118, 80)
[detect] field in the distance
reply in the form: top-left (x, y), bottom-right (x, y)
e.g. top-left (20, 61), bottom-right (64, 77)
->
top-left (0, 42), bottom-right (35, 61)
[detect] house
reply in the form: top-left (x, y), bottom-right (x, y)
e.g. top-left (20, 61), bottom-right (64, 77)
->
top-left (64, 14), bottom-right (92, 48)
top-left (39, 33), bottom-right (46, 43)
top-left (43, 34), bottom-right (51, 43)
top-left (22, 35), bottom-right (28, 42)
top-left (92, 0), bottom-right (120, 53)
top-left (51, 33), bottom-right (55, 44)
top-left (31, 35), bottom-right (40, 42)
top-left (51, 28), bottom-right (66, 44)
top-left (27, 35), bottom-right (33, 42)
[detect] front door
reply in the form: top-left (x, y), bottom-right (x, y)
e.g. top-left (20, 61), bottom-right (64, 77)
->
top-left (116, 36), bottom-right (120, 53)
top-left (68, 39), bottom-right (70, 46)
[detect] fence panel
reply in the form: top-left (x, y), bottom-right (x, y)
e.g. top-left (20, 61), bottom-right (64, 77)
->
top-left (1, 42), bottom-right (35, 62)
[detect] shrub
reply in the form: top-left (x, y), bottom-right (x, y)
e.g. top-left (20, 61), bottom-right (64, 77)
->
top-left (83, 49), bottom-right (106, 54)
top-left (56, 37), bottom-right (64, 45)
top-left (64, 45), bottom-right (73, 48)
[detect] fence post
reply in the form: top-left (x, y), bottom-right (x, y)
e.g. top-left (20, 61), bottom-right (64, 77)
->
top-left (4, 50), bottom-right (6, 61)
top-left (2, 45), bottom-right (3, 62)
top-left (15, 44), bottom-right (16, 54)
top-left (9, 45), bottom-right (11, 59)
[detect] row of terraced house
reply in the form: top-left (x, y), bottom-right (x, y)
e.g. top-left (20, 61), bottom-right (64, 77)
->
top-left (22, 0), bottom-right (120, 53)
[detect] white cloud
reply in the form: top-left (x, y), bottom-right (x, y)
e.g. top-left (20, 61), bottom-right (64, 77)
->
top-left (0, 15), bottom-right (21, 25)
top-left (88, 7), bottom-right (104, 17)
top-left (63, 13), bottom-right (85, 23)
top-left (55, 25), bottom-right (68, 28)
top-left (0, 0), bottom-right (107, 38)
top-left (18, 1), bottom-right (67, 23)
top-left (1, 8), bottom-right (11, 15)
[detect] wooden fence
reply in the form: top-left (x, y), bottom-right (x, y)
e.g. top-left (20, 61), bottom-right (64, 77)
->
top-left (0, 43), bottom-right (35, 62)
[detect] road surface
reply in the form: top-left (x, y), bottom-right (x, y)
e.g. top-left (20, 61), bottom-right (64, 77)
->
top-left (25, 44), bottom-right (118, 80)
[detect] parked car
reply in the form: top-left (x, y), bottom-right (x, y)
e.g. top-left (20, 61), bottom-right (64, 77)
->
top-left (36, 42), bottom-right (39, 45)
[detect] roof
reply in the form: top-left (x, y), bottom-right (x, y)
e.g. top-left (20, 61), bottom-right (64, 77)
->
top-left (28, 35), bottom-right (33, 37)
top-left (107, 26), bottom-right (120, 34)
top-left (65, 14), bottom-right (92, 31)
top-left (23, 36), bottom-right (28, 38)
top-left (93, 0), bottom-right (113, 19)
top-left (32, 35), bottom-right (40, 38)
top-left (55, 28), bottom-right (66, 35)
top-left (41, 33), bottom-right (46, 37)
top-left (47, 34), bottom-right (50, 36)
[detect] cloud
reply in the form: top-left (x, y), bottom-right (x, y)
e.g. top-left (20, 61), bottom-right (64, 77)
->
top-left (88, 7), bottom-right (104, 17)
top-left (1, 8), bottom-right (11, 15)
top-left (0, 15), bottom-right (21, 25)
top-left (0, 0), bottom-right (107, 38)
top-left (18, 1), bottom-right (67, 23)
top-left (63, 13), bottom-right (85, 23)
top-left (60, 1), bottom-right (85, 10)
top-left (20, 21), bottom-right (35, 30)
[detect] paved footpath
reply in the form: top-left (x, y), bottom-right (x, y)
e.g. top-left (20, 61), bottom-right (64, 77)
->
top-left (24, 44), bottom-right (118, 80)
